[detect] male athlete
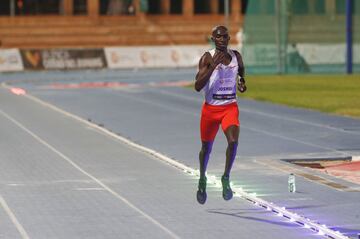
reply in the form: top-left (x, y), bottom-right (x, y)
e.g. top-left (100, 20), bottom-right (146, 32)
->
top-left (195, 25), bottom-right (246, 204)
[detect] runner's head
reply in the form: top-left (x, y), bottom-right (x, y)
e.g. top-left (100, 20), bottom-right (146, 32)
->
top-left (211, 25), bottom-right (230, 51)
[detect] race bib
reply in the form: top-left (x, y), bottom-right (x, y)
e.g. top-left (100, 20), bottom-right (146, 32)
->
top-left (212, 69), bottom-right (236, 100)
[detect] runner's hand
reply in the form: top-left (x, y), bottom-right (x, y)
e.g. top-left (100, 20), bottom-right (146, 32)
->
top-left (238, 84), bottom-right (247, 93)
top-left (210, 51), bottom-right (226, 67)
top-left (238, 77), bottom-right (247, 93)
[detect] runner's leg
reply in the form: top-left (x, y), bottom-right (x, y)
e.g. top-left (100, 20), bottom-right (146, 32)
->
top-left (224, 125), bottom-right (239, 177)
top-left (198, 104), bottom-right (220, 204)
top-left (199, 141), bottom-right (213, 178)
top-left (220, 104), bottom-right (240, 200)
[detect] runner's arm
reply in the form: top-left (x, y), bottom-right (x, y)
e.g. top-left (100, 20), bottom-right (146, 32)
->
top-left (195, 52), bottom-right (217, 92)
top-left (234, 50), bottom-right (247, 92)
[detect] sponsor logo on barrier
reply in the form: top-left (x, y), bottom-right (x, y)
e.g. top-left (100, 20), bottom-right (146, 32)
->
top-left (110, 51), bottom-right (120, 64)
top-left (105, 48), bottom-right (142, 68)
top-left (171, 50), bottom-right (180, 63)
top-left (104, 46), bottom-right (207, 69)
top-left (23, 50), bottom-right (43, 69)
top-left (20, 49), bottom-right (107, 70)
top-left (140, 50), bottom-right (150, 64)
top-left (0, 49), bottom-right (24, 72)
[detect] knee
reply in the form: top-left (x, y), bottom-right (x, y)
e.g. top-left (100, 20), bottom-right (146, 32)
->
top-left (227, 141), bottom-right (238, 150)
top-left (201, 142), bottom-right (213, 155)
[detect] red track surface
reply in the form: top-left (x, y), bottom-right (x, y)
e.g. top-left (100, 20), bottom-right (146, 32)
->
top-left (49, 82), bottom-right (129, 89)
top-left (320, 161), bottom-right (360, 185)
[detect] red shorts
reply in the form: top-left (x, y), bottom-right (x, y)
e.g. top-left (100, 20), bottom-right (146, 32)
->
top-left (200, 102), bottom-right (239, 142)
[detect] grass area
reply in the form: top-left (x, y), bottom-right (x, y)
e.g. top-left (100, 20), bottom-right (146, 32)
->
top-left (189, 74), bottom-right (360, 118)
top-left (242, 74), bottom-right (360, 118)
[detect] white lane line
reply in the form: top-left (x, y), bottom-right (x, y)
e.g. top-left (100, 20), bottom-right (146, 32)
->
top-left (0, 195), bottom-right (30, 239)
top-left (240, 108), bottom-right (360, 135)
top-left (111, 88), bottom-right (199, 117)
top-left (75, 188), bottom-right (105, 191)
top-left (245, 126), bottom-right (347, 156)
top-left (152, 87), bottom-right (360, 135)
top-left (0, 109), bottom-right (180, 239)
top-left (10, 88), bottom-right (350, 239)
top-left (112, 89), bottom-right (348, 155)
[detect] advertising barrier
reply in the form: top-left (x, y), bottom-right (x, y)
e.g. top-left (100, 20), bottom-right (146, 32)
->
top-left (2, 44), bottom-right (358, 73)
top-left (0, 49), bottom-right (24, 72)
top-left (104, 45), bottom-right (208, 69)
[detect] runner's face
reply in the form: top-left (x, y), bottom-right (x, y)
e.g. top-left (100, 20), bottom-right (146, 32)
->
top-left (212, 28), bottom-right (230, 50)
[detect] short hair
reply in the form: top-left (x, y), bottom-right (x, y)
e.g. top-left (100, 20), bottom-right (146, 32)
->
top-left (212, 25), bottom-right (228, 35)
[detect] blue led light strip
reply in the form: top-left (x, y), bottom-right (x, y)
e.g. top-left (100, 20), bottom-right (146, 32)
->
top-left (190, 171), bottom-right (349, 239)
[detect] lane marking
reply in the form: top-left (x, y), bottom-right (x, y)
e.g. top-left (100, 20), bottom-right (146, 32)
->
top-left (43, 80), bottom-right (191, 90)
top-left (152, 87), bottom-right (360, 136)
top-left (10, 88), bottom-right (26, 95)
top-left (48, 82), bottom-right (130, 89)
top-left (0, 195), bottom-right (30, 239)
top-left (7, 84), bottom-right (356, 156)
top-left (0, 109), bottom-right (180, 239)
top-left (111, 89), bottom-right (349, 156)
top-left (74, 188), bottom-right (105, 191)
top-left (1, 84), bottom-right (350, 239)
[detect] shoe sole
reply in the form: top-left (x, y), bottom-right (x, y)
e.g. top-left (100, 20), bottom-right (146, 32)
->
top-left (197, 190), bottom-right (207, 204)
top-left (223, 190), bottom-right (233, 201)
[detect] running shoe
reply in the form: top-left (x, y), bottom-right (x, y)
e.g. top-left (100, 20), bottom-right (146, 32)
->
top-left (196, 176), bottom-right (207, 204)
top-left (221, 175), bottom-right (233, 200)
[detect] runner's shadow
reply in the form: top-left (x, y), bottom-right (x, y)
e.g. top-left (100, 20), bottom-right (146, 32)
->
top-left (207, 209), bottom-right (298, 228)
top-left (292, 190), bottom-right (307, 194)
top-left (285, 204), bottom-right (325, 210)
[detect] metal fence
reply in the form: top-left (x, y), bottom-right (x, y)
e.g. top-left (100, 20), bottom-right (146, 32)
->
top-left (242, 0), bottom-right (360, 74)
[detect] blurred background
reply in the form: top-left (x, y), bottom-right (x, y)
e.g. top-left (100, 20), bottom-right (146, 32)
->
top-left (0, 0), bottom-right (359, 74)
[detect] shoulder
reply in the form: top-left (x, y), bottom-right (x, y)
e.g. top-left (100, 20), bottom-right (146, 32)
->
top-left (231, 49), bottom-right (242, 59)
top-left (230, 49), bottom-right (243, 65)
top-left (208, 48), bottom-right (216, 57)
top-left (199, 51), bottom-right (212, 64)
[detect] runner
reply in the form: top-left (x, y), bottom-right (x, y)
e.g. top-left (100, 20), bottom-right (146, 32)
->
top-left (195, 25), bottom-right (246, 204)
